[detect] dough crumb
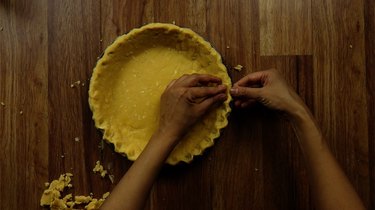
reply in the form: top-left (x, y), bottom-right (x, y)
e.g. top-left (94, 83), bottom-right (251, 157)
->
top-left (66, 201), bottom-right (75, 208)
top-left (349, 44), bottom-right (353, 49)
top-left (85, 198), bottom-right (103, 210)
top-left (226, 45), bottom-right (230, 49)
top-left (108, 174), bottom-right (115, 183)
top-left (172, 20), bottom-right (176, 25)
top-left (0, 27), bottom-right (3, 31)
top-left (74, 137), bottom-right (80, 142)
top-left (93, 161), bottom-right (108, 178)
top-left (50, 198), bottom-right (67, 209)
top-left (233, 64), bottom-right (243, 71)
top-left (40, 173), bottom-right (73, 207)
top-left (254, 168), bottom-right (259, 172)
top-left (74, 195), bottom-right (92, 204)
top-left (102, 192), bottom-right (110, 199)
top-left (63, 193), bottom-right (72, 201)
top-left (0, 102), bottom-right (5, 106)
top-left (85, 192), bottom-right (110, 210)
top-left (40, 173), bottom-right (110, 209)
top-left (19, 110), bottom-right (23, 115)
top-left (70, 80), bottom-right (81, 88)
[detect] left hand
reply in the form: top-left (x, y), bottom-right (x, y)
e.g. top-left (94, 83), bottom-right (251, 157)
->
top-left (101, 74), bottom-right (227, 210)
top-left (158, 74), bottom-right (228, 144)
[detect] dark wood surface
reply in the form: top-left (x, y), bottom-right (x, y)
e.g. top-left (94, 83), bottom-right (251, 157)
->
top-left (0, 0), bottom-right (373, 209)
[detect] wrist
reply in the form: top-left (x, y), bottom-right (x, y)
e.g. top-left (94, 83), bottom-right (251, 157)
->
top-left (287, 103), bottom-right (312, 125)
top-left (152, 127), bottom-right (182, 148)
top-left (287, 104), bottom-right (323, 143)
top-left (142, 129), bottom-right (181, 163)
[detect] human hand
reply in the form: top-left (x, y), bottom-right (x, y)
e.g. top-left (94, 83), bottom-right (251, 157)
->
top-left (230, 69), bottom-right (305, 116)
top-left (157, 74), bottom-right (228, 144)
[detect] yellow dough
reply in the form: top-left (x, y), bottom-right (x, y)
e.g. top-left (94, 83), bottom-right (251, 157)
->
top-left (89, 23), bottom-right (231, 165)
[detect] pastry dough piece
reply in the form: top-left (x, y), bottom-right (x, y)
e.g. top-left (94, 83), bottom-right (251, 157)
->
top-left (89, 23), bottom-right (231, 165)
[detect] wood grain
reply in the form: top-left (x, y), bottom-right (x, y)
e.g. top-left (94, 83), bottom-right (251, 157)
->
top-left (205, 1), bottom-right (263, 210)
top-left (312, 0), bottom-right (369, 207)
top-left (260, 56), bottom-right (313, 210)
top-left (47, 0), bottom-right (110, 199)
top-left (364, 0), bottom-right (375, 209)
top-left (0, 0), bottom-right (48, 208)
top-left (0, 0), bottom-right (373, 209)
top-left (260, 0), bottom-right (312, 55)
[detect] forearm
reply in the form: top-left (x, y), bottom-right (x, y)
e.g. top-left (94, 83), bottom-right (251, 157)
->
top-left (100, 131), bottom-right (178, 210)
top-left (290, 106), bottom-right (365, 210)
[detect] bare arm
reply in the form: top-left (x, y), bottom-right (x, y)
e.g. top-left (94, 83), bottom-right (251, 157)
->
top-left (290, 104), bottom-right (365, 210)
top-left (230, 69), bottom-right (365, 210)
top-left (100, 74), bottom-right (227, 210)
top-left (99, 130), bottom-right (178, 210)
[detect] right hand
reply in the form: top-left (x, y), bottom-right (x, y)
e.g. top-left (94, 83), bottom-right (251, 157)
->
top-left (230, 69), bottom-right (305, 116)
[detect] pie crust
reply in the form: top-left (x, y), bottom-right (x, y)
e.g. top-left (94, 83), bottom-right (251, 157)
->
top-left (89, 23), bottom-right (231, 165)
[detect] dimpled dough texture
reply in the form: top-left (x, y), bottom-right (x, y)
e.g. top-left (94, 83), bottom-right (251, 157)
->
top-left (89, 23), bottom-right (231, 165)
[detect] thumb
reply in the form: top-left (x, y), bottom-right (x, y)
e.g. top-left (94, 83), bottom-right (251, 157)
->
top-left (230, 87), bottom-right (262, 99)
top-left (200, 93), bottom-right (227, 111)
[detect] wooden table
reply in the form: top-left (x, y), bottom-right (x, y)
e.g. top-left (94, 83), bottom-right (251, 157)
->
top-left (0, 0), bottom-right (374, 209)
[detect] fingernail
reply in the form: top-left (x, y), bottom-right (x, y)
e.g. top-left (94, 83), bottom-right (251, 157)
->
top-left (230, 88), bottom-right (237, 94)
top-left (220, 85), bottom-right (227, 91)
top-left (217, 94), bottom-right (227, 101)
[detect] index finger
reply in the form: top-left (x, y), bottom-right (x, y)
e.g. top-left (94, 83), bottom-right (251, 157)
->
top-left (181, 74), bottom-right (222, 87)
top-left (189, 85), bottom-right (227, 99)
top-left (234, 71), bottom-right (266, 87)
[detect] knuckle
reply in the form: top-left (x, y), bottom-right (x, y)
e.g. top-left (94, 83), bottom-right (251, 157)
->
top-left (207, 87), bottom-right (217, 94)
top-left (180, 74), bottom-right (189, 80)
top-left (191, 77), bottom-right (199, 83)
top-left (237, 88), bottom-right (246, 95)
top-left (177, 88), bottom-right (186, 95)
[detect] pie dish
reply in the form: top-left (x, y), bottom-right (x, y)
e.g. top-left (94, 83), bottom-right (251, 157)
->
top-left (89, 23), bottom-right (231, 165)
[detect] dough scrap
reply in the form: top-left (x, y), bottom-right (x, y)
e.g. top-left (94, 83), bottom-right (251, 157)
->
top-left (40, 173), bottom-right (110, 209)
top-left (93, 160), bottom-right (108, 177)
top-left (233, 64), bottom-right (243, 71)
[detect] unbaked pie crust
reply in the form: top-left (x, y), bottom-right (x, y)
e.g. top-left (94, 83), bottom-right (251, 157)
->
top-left (89, 23), bottom-right (231, 165)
